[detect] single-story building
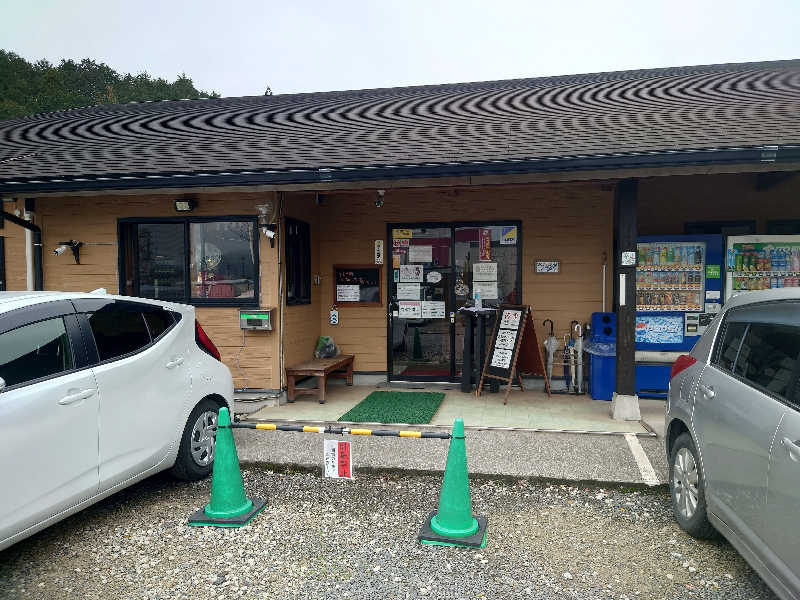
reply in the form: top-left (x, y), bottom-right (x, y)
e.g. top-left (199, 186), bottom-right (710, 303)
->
top-left (1, 60), bottom-right (799, 417)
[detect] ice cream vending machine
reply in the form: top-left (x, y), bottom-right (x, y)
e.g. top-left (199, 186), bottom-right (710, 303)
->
top-left (725, 235), bottom-right (800, 301)
top-left (634, 234), bottom-right (724, 397)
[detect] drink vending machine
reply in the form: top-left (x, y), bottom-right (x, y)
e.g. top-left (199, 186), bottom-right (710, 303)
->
top-left (725, 235), bottom-right (800, 301)
top-left (634, 234), bottom-right (724, 397)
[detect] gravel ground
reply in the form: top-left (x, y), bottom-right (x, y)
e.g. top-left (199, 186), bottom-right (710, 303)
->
top-left (0, 468), bottom-right (776, 600)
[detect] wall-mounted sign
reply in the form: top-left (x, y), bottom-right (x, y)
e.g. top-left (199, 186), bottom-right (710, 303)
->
top-left (333, 265), bottom-right (382, 305)
top-left (374, 240), bottom-right (384, 265)
top-left (479, 228), bottom-right (492, 261)
top-left (336, 285), bottom-right (360, 302)
top-left (621, 251), bottom-right (637, 266)
top-left (426, 271), bottom-right (442, 284)
top-left (392, 229), bottom-right (413, 239)
top-left (535, 260), bottom-right (560, 274)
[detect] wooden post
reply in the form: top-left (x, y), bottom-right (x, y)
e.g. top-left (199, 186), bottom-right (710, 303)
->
top-left (614, 178), bottom-right (638, 397)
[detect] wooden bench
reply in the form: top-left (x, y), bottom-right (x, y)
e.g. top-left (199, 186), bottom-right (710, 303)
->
top-left (285, 354), bottom-right (354, 404)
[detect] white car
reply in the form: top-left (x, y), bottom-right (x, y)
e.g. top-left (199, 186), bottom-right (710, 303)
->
top-left (0, 291), bottom-right (233, 551)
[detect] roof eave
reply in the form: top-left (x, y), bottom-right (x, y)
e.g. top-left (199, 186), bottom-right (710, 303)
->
top-left (1, 146), bottom-right (797, 195)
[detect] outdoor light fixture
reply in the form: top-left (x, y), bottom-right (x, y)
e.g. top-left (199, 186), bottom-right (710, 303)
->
top-left (53, 240), bottom-right (83, 264)
top-left (174, 198), bottom-right (196, 212)
top-left (375, 189), bottom-right (385, 208)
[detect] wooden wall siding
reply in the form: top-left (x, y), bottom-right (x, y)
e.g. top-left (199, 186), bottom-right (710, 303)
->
top-left (282, 194), bottom-right (322, 370)
top-left (2, 199), bottom-right (29, 290)
top-left (639, 173), bottom-right (800, 235)
top-left (316, 182), bottom-right (615, 372)
top-left (30, 191), bottom-right (282, 390)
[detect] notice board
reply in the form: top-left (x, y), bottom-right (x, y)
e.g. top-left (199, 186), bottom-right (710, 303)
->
top-left (478, 304), bottom-right (550, 403)
top-left (333, 264), bottom-right (382, 306)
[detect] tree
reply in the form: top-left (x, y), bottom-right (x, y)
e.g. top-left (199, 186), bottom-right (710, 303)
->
top-left (0, 50), bottom-right (222, 121)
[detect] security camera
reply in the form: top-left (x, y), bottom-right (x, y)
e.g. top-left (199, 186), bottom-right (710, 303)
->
top-left (375, 189), bottom-right (385, 208)
top-left (262, 227), bottom-right (276, 239)
top-left (53, 245), bottom-right (67, 256)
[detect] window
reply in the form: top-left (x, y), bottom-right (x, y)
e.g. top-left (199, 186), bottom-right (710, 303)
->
top-left (285, 218), bottom-right (311, 305)
top-left (0, 318), bottom-right (73, 387)
top-left (88, 303), bottom-right (151, 362)
top-left (143, 308), bottom-right (175, 341)
top-left (714, 307), bottom-right (800, 402)
top-left (120, 218), bottom-right (258, 305)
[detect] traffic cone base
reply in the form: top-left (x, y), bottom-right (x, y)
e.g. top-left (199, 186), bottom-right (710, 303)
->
top-left (188, 497), bottom-right (266, 528)
top-left (418, 512), bottom-right (488, 548)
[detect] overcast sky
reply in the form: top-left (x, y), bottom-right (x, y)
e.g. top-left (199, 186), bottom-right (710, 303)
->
top-left (2, 0), bottom-right (798, 98)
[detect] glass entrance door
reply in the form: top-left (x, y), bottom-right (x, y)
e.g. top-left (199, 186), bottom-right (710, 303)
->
top-left (388, 221), bottom-right (521, 382)
top-left (388, 226), bottom-right (453, 380)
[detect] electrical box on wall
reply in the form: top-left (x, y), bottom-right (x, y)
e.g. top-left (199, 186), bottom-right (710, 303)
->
top-left (239, 308), bottom-right (274, 330)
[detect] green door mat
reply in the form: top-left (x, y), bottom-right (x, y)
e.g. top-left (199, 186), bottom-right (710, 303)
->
top-left (338, 391), bottom-right (445, 424)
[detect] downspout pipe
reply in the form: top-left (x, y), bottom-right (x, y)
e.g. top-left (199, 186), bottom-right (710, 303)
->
top-left (1, 210), bottom-right (43, 290)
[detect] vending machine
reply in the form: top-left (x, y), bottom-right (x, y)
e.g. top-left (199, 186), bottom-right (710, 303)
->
top-left (725, 235), bottom-right (800, 301)
top-left (634, 234), bottom-right (724, 397)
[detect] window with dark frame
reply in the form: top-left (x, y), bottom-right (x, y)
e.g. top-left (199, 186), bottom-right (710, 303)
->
top-left (119, 218), bottom-right (259, 306)
top-left (285, 218), bottom-right (311, 306)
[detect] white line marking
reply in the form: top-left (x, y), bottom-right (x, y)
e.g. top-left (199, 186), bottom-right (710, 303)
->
top-left (625, 433), bottom-right (660, 486)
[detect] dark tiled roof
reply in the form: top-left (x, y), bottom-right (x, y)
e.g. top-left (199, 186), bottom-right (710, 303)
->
top-left (1, 60), bottom-right (799, 192)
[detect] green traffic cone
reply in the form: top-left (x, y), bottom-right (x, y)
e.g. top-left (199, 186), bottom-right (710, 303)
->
top-left (418, 418), bottom-right (487, 548)
top-left (188, 407), bottom-right (266, 527)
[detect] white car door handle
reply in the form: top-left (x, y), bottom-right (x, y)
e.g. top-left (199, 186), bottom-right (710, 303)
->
top-left (165, 357), bottom-right (185, 369)
top-left (781, 437), bottom-right (800, 462)
top-left (699, 384), bottom-right (715, 399)
top-left (58, 388), bottom-right (96, 405)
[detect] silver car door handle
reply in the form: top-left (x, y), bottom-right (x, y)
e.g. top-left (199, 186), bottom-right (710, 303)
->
top-left (698, 384), bottom-right (715, 399)
top-left (781, 437), bottom-right (800, 462)
top-left (165, 356), bottom-right (185, 369)
top-left (58, 388), bottom-right (96, 405)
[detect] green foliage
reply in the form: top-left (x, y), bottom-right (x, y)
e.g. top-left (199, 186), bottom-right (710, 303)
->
top-left (337, 391), bottom-right (445, 424)
top-left (0, 49), bottom-right (220, 121)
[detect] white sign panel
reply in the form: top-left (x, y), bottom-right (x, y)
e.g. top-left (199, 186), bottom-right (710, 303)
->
top-left (421, 301), bottom-right (446, 319)
top-left (399, 264), bottom-right (423, 282)
top-left (621, 251), bottom-right (637, 266)
top-left (495, 329), bottom-right (517, 350)
top-left (324, 439), bottom-right (353, 479)
top-left (426, 271), bottom-right (442, 284)
top-left (490, 348), bottom-right (513, 369)
top-left (535, 260), bottom-right (560, 273)
top-left (336, 285), bottom-right (360, 302)
top-left (472, 281), bottom-right (498, 300)
top-left (500, 309), bottom-right (522, 330)
top-left (408, 245), bottom-right (433, 263)
top-left (397, 283), bottom-right (420, 300)
top-left (472, 262), bottom-right (498, 281)
top-left (374, 240), bottom-right (384, 264)
top-left (398, 301), bottom-right (422, 319)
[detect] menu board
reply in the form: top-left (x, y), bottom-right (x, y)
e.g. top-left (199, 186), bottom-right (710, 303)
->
top-left (333, 265), bottom-right (382, 305)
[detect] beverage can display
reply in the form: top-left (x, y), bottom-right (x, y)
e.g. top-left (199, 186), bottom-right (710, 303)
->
top-left (735, 251), bottom-right (743, 272)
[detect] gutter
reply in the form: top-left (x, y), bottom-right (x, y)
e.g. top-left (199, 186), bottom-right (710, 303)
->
top-left (1, 209), bottom-right (43, 290)
top-left (0, 145), bottom-right (798, 195)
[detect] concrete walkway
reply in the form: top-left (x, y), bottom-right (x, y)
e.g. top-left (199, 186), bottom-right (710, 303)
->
top-left (234, 384), bottom-right (669, 488)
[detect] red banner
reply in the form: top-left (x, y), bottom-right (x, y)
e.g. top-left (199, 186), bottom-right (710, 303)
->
top-left (479, 228), bottom-right (491, 261)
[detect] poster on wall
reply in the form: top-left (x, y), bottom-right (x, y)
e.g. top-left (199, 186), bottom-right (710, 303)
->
top-left (408, 245), bottom-right (433, 263)
top-left (421, 301), bottom-right (446, 319)
top-left (479, 228), bottom-right (492, 261)
top-left (397, 283), bottom-right (421, 300)
top-left (472, 281), bottom-right (498, 300)
top-left (398, 301), bottom-right (422, 319)
top-left (500, 226), bottom-right (517, 245)
top-left (472, 262), bottom-right (497, 281)
top-left (336, 285), bottom-right (360, 302)
top-left (399, 264), bottom-right (423, 282)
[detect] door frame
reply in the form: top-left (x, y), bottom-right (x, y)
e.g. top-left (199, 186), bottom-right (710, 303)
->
top-left (386, 220), bottom-right (523, 382)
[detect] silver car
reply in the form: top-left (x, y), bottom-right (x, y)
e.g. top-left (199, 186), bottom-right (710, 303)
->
top-left (666, 288), bottom-right (800, 600)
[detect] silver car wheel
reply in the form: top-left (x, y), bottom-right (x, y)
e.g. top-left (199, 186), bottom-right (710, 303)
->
top-left (673, 447), bottom-right (699, 519)
top-left (190, 411), bottom-right (217, 467)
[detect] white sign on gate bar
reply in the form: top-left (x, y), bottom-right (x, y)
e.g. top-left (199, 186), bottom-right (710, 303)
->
top-left (324, 439), bottom-right (353, 479)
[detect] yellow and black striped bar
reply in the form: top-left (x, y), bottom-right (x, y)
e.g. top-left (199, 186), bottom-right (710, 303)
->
top-left (223, 423), bottom-right (450, 439)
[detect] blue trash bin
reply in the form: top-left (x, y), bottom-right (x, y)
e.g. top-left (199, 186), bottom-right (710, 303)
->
top-left (589, 354), bottom-right (616, 401)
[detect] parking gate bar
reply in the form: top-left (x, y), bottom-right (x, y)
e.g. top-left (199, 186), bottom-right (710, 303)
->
top-left (220, 422), bottom-right (451, 439)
